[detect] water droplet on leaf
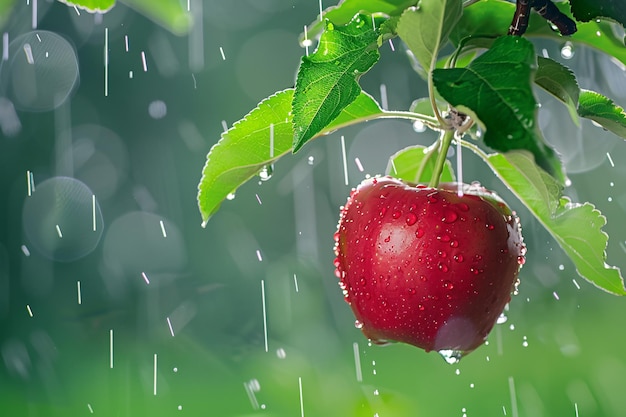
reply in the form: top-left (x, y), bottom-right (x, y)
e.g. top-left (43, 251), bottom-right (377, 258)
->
top-left (413, 120), bottom-right (426, 133)
top-left (442, 209), bottom-right (458, 223)
top-left (258, 164), bottom-right (274, 181)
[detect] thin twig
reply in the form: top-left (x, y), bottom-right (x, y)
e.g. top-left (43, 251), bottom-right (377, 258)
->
top-left (508, 0), bottom-right (531, 36)
top-left (532, 0), bottom-right (577, 35)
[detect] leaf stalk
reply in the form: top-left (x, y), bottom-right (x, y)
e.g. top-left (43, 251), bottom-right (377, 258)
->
top-left (428, 129), bottom-right (455, 187)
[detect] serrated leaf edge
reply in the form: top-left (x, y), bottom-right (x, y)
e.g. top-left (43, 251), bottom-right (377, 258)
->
top-left (197, 89), bottom-right (294, 225)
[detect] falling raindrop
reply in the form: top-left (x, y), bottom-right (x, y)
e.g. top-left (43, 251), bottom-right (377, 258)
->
top-left (560, 42), bottom-right (575, 59)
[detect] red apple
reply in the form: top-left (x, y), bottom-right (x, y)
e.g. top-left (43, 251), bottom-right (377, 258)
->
top-left (334, 176), bottom-right (525, 362)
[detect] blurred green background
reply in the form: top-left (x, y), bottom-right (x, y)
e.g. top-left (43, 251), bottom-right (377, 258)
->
top-left (1, 1), bottom-right (626, 416)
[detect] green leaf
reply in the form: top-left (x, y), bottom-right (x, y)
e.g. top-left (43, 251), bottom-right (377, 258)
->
top-left (577, 90), bottom-right (626, 138)
top-left (386, 144), bottom-right (455, 183)
top-left (0, 0), bottom-right (18, 29)
top-left (198, 90), bottom-right (294, 225)
top-left (292, 14), bottom-right (385, 152)
top-left (570, 0), bottom-right (626, 27)
top-left (476, 148), bottom-right (625, 295)
top-left (303, 0), bottom-right (416, 40)
top-left (396, 0), bottom-right (463, 73)
top-left (534, 57), bottom-right (580, 123)
top-left (409, 97), bottom-right (436, 117)
top-left (198, 90), bottom-right (385, 224)
top-left (432, 36), bottom-right (564, 181)
top-left (325, 0), bottom-right (417, 24)
top-left (57, 0), bottom-right (115, 12)
top-left (451, 0), bottom-right (626, 66)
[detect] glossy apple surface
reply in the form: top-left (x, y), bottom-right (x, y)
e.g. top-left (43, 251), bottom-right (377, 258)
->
top-left (334, 176), bottom-right (525, 360)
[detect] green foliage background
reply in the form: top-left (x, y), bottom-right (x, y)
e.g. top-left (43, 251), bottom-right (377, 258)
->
top-left (0, 1), bottom-right (625, 416)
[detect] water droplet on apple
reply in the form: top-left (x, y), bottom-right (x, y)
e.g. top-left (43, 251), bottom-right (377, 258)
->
top-left (419, 275), bottom-right (427, 282)
top-left (454, 254), bottom-right (464, 263)
top-left (456, 203), bottom-right (469, 212)
top-left (359, 277), bottom-right (367, 287)
top-left (438, 235), bottom-right (451, 242)
top-left (369, 338), bottom-right (391, 346)
top-left (355, 320), bottom-right (363, 329)
top-left (427, 193), bottom-right (438, 204)
top-left (379, 207), bottom-right (387, 217)
top-left (438, 263), bottom-right (449, 272)
top-left (408, 288), bottom-right (416, 295)
top-left (442, 209), bottom-right (458, 223)
top-left (517, 256), bottom-right (526, 265)
top-left (450, 240), bottom-right (459, 248)
top-left (416, 228), bottom-right (425, 238)
top-left (418, 303), bottom-right (425, 311)
top-left (406, 213), bottom-right (417, 226)
top-left (392, 210), bottom-right (401, 219)
top-left (486, 224), bottom-right (495, 230)
top-left (438, 349), bottom-right (463, 364)
top-left (443, 280), bottom-right (454, 290)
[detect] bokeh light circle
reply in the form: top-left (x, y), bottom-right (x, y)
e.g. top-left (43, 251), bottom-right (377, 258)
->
top-left (22, 177), bottom-right (103, 262)
top-left (0, 30), bottom-right (79, 112)
top-left (100, 212), bottom-right (186, 298)
top-left (68, 124), bottom-right (130, 200)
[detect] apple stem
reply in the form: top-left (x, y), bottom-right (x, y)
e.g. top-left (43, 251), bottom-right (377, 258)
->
top-left (428, 129), bottom-right (455, 188)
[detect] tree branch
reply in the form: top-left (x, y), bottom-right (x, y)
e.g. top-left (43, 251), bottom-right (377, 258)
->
top-left (509, 0), bottom-right (577, 36)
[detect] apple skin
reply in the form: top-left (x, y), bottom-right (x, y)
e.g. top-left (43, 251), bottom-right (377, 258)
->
top-left (334, 176), bottom-right (525, 358)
